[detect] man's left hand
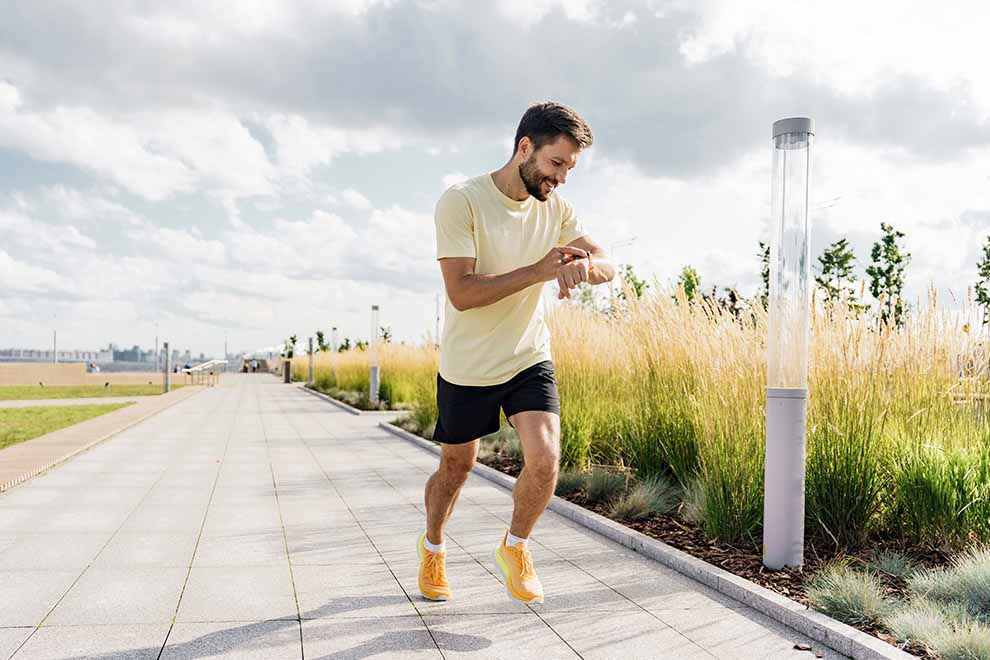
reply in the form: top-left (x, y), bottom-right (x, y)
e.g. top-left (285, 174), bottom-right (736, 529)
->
top-left (556, 257), bottom-right (590, 299)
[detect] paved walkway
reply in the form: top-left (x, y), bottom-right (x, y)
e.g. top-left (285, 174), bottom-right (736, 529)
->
top-left (0, 386), bottom-right (203, 492)
top-left (0, 374), bottom-right (846, 659)
top-left (0, 396), bottom-right (152, 409)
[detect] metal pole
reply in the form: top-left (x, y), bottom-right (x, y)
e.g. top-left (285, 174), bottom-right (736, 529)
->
top-left (163, 341), bottom-right (171, 393)
top-left (155, 323), bottom-right (159, 372)
top-left (53, 329), bottom-right (57, 364)
top-left (307, 337), bottom-right (314, 384)
top-left (763, 117), bottom-right (814, 570)
top-left (331, 326), bottom-right (339, 386)
top-left (369, 305), bottom-right (380, 405)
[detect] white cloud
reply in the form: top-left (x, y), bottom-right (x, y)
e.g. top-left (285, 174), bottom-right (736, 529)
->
top-left (267, 114), bottom-right (401, 178)
top-left (340, 188), bottom-right (372, 210)
top-left (0, 250), bottom-right (68, 293)
top-left (0, 86), bottom-right (196, 200)
top-left (679, 0), bottom-right (990, 116)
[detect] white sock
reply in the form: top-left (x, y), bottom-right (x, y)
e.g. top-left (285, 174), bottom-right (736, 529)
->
top-left (506, 531), bottom-right (529, 548)
top-left (423, 533), bottom-right (446, 554)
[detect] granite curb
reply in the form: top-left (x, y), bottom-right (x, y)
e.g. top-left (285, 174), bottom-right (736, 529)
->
top-left (296, 384), bottom-right (404, 418)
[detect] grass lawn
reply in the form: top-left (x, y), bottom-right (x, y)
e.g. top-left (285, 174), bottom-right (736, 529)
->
top-left (0, 403), bottom-right (133, 450)
top-left (0, 384), bottom-right (182, 401)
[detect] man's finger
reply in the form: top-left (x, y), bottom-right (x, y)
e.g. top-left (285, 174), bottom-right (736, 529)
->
top-left (556, 246), bottom-right (590, 259)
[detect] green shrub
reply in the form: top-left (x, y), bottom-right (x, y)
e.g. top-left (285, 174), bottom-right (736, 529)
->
top-left (585, 468), bottom-right (625, 505)
top-left (937, 624), bottom-right (990, 660)
top-left (806, 564), bottom-right (891, 628)
top-left (868, 550), bottom-right (917, 580)
top-left (908, 547), bottom-right (990, 621)
top-left (555, 469), bottom-right (586, 497)
top-left (610, 475), bottom-right (679, 521)
top-left (885, 599), bottom-right (972, 651)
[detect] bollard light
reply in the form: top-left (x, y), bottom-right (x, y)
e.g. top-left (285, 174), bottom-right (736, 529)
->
top-left (369, 305), bottom-right (380, 405)
top-left (163, 341), bottom-right (171, 393)
top-left (763, 117), bottom-right (814, 570)
top-left (307, 336), bottom-right (314, 384)
top-left (331, 326), bottom-right (339, 384)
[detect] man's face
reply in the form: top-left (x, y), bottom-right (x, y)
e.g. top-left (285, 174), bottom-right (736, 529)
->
top-left (518, 135), bottom-right (581, 201)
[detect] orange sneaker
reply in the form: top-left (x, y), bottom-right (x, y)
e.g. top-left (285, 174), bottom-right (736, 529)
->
top-left (494, 532), bottom-right (544, 604)
top-left (417, 531), bottom-right (451, 601)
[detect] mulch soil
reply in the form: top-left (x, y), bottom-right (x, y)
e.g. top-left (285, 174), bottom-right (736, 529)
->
top-left (474, 447), bottom-right (944, 659)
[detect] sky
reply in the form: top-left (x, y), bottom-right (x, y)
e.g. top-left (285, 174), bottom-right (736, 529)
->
top-left (2, 0), bottom-right (990, 356)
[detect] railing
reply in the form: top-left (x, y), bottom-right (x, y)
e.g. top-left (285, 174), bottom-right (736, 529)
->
top-left (183, 359), bottom-right (227, 386)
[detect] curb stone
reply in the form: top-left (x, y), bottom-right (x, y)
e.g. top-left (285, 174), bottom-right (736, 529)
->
top-left (297, 384), bottom-right (403, 418)
top-left (379, 420), bottom-right (914, 660)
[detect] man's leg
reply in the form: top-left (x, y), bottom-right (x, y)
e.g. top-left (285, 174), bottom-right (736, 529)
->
top-left (507, 411), bottom-right (560, 539)
top-left (424, 440), bottom-right (479, 545)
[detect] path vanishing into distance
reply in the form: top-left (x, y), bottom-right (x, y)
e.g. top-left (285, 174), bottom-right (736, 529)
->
top-left (0, 374), bottom-right (847, 659)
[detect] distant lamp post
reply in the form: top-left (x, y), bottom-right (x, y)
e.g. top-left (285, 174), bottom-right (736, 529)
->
top-left (763, 117), bottom-right (815, 570)
top-left (331, 326), bottom-right (339, 385)
top-left (369, 305), bottom-right (380, 405)
top-left (307, 336), bottom-right (314, 384)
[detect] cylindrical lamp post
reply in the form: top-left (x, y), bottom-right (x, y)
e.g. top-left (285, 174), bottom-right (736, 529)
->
top-left (331, 326), bottom-right (339, 386)
top-left (369, 306), bottom-right (380, 405)
top-left (763, 117), bottom-right (814, 570)
top-left (163, 341), bottom-right (171, 393)
top-left (307, 336), bottom-right (314, 384)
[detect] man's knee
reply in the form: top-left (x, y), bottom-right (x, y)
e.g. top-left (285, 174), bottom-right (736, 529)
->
top-left (439, 445), bottom-right (476, 485)
top-left (527, 448), bottom-right (559, 481)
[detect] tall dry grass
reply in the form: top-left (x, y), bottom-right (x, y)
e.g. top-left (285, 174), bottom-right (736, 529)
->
top-left (290, 285), bottom-right (990, 549)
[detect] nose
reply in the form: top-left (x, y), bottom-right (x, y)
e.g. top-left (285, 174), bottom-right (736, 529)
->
top-left (556, 168), bottom-right (568, 185)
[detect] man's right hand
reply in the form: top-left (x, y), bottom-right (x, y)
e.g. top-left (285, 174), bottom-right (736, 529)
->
top-left (531, 246), bottom-right (590, 282)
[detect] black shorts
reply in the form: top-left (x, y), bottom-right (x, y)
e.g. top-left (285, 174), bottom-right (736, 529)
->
top-left (433, 361), bottom-right (561, 445)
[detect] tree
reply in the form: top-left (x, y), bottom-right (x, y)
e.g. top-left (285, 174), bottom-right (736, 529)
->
top-left (338, 337), bottom-right (351, 352)
top-left (676, 265), bottom-right (701, 302)
top-left (355, 340), bottom-right (368, 351)
top-left (316, 331), bottom-right (328, 352)
top-left (381, 326), bottom-right (392, 343)
top-left (815, 238), bottom-right (862, 310)
top-left (282, 336), bottom-right (298, 359)
top-left (976, 235), bottom-right (990, 324)
top-left (866, 222), bottom-right (911, 326)
top-left (617, 264), bottom-right (648, 301)
top-left (758, 242), bottom-right (770, 308)
top-left (574, 281), bottom-right (598, 308)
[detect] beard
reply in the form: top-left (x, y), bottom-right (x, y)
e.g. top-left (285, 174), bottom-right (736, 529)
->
top-left (518, 157), bottom-right (552, 202)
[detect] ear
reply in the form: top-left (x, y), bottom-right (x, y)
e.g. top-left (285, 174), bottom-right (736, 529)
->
top-left (516, 136), bottom-right (532, 161)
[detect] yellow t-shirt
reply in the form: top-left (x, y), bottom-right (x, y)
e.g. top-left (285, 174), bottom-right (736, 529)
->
top-left (434, 173), bottom-right (586, 386)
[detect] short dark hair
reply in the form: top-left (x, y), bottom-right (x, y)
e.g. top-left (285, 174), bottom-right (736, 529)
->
top-left (513, 102), bottom-right (593, 156)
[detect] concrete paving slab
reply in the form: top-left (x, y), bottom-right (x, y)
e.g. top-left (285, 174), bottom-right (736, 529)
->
top-left (13, 623), bottom-right (171, 660)
top-left (539, 610), bottom-right (717, 659)
top-left (0, 570), bottom-right (78, 626)
top-left (0, 627), bottom-right (34, 660)
top-left (0, 532), bottom-right (108, 570)
top-left (193, 531), bottom-right (288, 566)
top-left (176, 566), bottom-right (298, 623)
top-left (45, 567), bottom-right (188, 625)
top-left (301, 617), bottom-right (443, 659)
top-left (422, 614), bottom-right (582, 659)
top-left (160, 621), bottom-right (301, 659)
top-left (93, 531), bottom-right (199, 568)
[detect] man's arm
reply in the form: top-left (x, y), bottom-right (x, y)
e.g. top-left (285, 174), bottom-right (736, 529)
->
top-left (553, 235), bottom-right (615, 299)
top-left (440, 245), bottom-right (590, 311)
top-left (567, 235), bottom-right (615, 286)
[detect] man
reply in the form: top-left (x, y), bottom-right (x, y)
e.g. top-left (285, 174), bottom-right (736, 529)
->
top-left (419, 102), bottom-right (614, 604)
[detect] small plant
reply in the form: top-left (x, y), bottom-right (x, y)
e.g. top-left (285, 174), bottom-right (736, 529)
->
top-left (884, 599), bottom-right (971, 651)
top-left (585, 468), bottom-right (626, 505)
top-left (681, 479), bottom-right (706, 524)
top-left (868, 550), bottom-right (917, 580)
top-left (908, 546), bottom-right (990, 621)
top-left (806, 564), bottom-right (891, 628)
top-left (555, 469), bottom-right (586, 497)
top-left (610, 475), bottom-right (679, 521)
top-left (937, 624), bottom-right (990, 660)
